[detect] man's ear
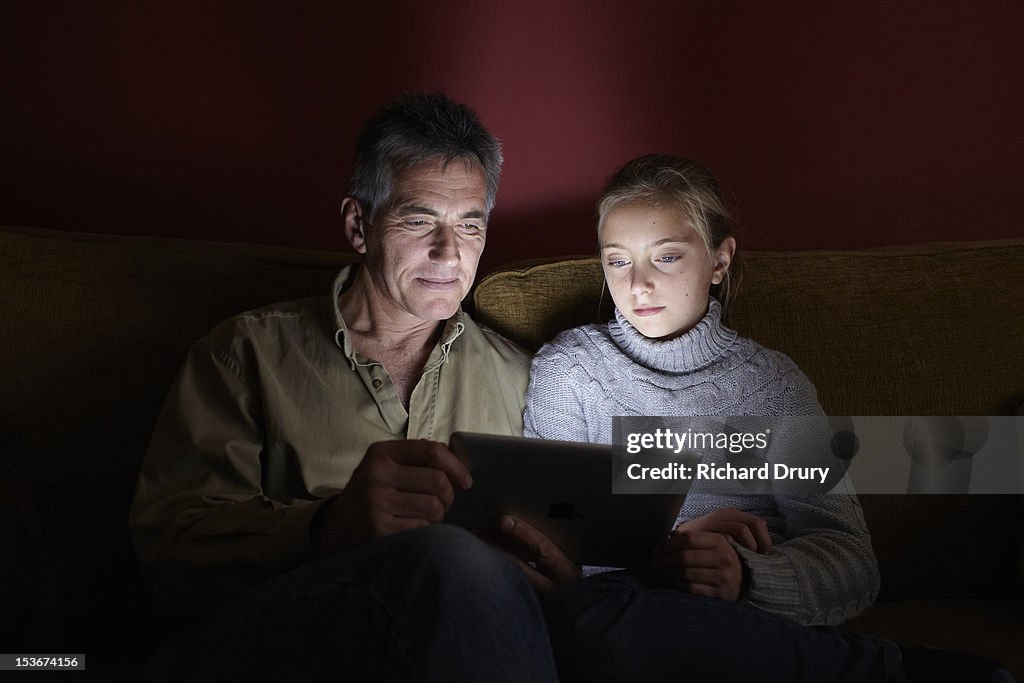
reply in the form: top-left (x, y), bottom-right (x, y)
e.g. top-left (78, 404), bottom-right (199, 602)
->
top-left (710, 236), bottom-right (737, 285)
top-left (341, 198), bottom-right (368, 254)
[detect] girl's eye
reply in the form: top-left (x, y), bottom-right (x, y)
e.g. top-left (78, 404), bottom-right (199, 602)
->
top-left (657, 255), bottom-right (679, 264)
top-left (607, 259), bottom-right (629, 268)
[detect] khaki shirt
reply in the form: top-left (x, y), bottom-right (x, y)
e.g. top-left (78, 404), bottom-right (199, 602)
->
top-left (130, 266), bottom-right (530, 618)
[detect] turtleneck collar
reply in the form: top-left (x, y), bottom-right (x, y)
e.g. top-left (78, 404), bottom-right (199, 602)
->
top-left (608, 297), bottom-right (738, 373)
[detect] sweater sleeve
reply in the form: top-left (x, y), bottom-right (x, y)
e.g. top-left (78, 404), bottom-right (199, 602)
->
top-left (736, 362), bottom-right (880, 626)
top-left (522, 341), bottom-right (590, 443)
top-left (737, 492), bottom-right (878, 626)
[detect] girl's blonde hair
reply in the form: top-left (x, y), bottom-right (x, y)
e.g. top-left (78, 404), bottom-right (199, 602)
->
top-left (597, 154), bottom-right (741, 309)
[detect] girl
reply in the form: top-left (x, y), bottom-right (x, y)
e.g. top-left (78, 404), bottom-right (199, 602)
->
top-left (517, 154), bottom-right (896, 681)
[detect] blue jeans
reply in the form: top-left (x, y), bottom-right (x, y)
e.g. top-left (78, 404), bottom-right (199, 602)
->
top-left (543, 571), bottom-right (906, 682)
top-left (176, 524), bottom-right (557, 682)
top-left (176, 526), bottom-right (904, 682)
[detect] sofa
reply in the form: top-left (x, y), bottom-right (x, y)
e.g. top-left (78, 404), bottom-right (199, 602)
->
top-left (2, 225), bottom-right (1022, 680)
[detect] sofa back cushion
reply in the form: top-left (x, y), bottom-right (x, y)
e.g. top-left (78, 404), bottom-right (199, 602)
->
top-left (1, 226), bottom-right (359, 485)
top-left (472, 240), bottom-right (1024, 600)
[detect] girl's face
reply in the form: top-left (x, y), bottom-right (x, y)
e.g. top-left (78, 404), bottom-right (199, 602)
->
top-left (600, 203), bottom-right (735, 340)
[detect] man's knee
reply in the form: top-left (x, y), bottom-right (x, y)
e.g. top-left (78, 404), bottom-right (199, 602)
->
top-left (387, 524), bottom-right (532, 599)
top-left (183, 525), bottom-right (542, 681)
top-left (391, 523), bottom-right (494, 564)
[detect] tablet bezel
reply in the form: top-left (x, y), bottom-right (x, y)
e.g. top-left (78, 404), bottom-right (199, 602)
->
top-left (445, 431), bottom-right (688, 567)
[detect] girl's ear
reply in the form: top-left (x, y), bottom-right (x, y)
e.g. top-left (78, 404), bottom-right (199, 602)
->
top-left (710, 236), bottom-right (737, 285)
top-left (341, 198), bottom-right (368, 254)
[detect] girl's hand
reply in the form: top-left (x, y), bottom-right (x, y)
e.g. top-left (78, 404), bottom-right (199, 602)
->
top-left (652, 529), bottom-right (747, 601)
top-left (671, 508), bottom-right (773, 554)
top-left (652, 509), bottom-right (771, 601)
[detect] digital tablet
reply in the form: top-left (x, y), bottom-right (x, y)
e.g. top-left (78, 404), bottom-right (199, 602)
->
top-left (445, 431), bottom-right (690, 567)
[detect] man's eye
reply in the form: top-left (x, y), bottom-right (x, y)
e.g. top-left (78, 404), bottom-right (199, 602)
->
top-left (458, 223), bottom-right (482, 233)
top-left (404, 219), bottom-right (431, 227)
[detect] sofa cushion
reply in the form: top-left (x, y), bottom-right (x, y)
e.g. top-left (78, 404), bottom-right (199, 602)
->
top-left (0, 226), bottom-right (359, 487)
top-left (846, 598), bottom-right (1024, 680)
top-left (473, 257), bottom-right (611, 351)
top-left (859, 494), bottom-right (1022, 600)
top-left (29, 473), bottom-right (157, 669)
top-left (0, 479), bottom-right (61, 651)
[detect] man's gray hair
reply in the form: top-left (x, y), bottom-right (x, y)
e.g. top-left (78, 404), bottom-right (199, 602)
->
top-left (348, 92), bottom-right (503, 223)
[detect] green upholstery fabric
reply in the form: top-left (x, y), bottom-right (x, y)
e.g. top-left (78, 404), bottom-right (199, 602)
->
top-left (0, 478), bottom-right (61, 651)
top-left (1, 226), bottom-right (360, 484)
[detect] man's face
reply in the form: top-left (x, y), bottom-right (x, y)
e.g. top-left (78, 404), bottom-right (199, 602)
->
top-left (358, 159), bottom-right (489, 322)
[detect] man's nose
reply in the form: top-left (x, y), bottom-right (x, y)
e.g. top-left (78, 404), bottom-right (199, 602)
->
top-left (429, 226), bottom-right (460, 267)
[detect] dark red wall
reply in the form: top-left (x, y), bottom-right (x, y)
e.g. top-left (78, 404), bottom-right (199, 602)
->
top-left (3, 2), bottom-right (1022, 273)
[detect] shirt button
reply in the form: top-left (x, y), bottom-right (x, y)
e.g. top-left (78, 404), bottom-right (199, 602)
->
top-left (372, 378), bottom-right (383, 390)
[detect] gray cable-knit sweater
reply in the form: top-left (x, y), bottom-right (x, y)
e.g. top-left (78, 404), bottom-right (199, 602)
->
top-left (523, 298), bottom-right (879, 626)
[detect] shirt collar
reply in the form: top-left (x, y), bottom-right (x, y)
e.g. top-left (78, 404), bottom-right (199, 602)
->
top-left (330, 264), bottom-right (467, 368)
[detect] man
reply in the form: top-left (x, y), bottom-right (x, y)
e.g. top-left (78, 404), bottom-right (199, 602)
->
top-left (130, 93), bottom-right (558, 682)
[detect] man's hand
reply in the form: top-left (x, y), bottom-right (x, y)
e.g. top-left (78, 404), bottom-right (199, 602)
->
top-left (652, 530), bottom-right (747, 601)
top-left (494, 515), bottom-right (581, 593)
top-left (673, 508), bottom-right (773, 554)
top-left (312, 439), bottom-right (472, 556)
